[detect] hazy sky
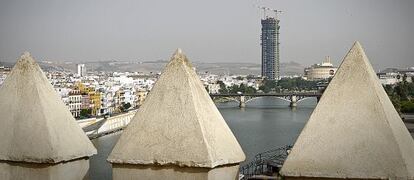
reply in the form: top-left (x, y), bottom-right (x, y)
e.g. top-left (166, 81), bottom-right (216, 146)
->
top-left (0, 0), bottom-right (413, 70)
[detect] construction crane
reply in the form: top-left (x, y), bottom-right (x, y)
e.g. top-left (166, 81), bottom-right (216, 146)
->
top-left (257, 6), bottom-right (283, 19)
top-left (272, 9), bottom-right (283, 19)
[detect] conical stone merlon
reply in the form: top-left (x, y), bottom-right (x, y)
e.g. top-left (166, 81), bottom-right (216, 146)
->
top-left (0, 52), bottom-right (96, 163)
top-left (108, 49), bottom-right (245, 168)
top-left (280, 42), bottom-right (414, 179)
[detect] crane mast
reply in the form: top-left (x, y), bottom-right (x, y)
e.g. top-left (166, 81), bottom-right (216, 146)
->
top-left (257, 6), bottom-right (283, 20)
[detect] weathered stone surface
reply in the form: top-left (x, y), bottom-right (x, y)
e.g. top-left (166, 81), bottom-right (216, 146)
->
top-left (280, 42), bottom-right (414, 179)
top-left (112, 164), bottom-right (240, 180)
top-left (0, 52), bottom-right (97, 163)
top-left (0, 159), bottom-right (90, 180)
top-left (108, 49), bottom-right (245, 168)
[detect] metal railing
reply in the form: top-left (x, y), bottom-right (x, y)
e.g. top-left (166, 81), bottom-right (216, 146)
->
top-left (239, 145), bottom-right (292, 179)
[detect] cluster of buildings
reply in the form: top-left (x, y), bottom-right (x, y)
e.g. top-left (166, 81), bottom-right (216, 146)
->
top-left (51, 64), bottom-right (273, 119)
top-left (59, 66), bottom-right (267, 118)
top-left (46, 64), bottom-right (155, 118)
top-left (0, 66), bottom-right (11, 85)
top-left (199, 73), bottom-right (262, 94)
top-left (302, 56), bottom-right (414, 86)
top-left (1, 59), bottom-right (412, 119)
top-left (377, 67), bottom-right (414, 85)
top-left (0, 63), bottom-right (265, 119)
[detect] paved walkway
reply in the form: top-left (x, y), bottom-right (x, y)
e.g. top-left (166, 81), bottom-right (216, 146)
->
top-left (403, 114), bottom-right (414, 138)
top-left (405, 122), bottom-right (414, 138)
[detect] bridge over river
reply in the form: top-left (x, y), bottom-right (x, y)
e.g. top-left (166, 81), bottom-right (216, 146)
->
top-left (210, 92), bottom-right (322, 108)
top-left (78, 92), bottom-right (322, 140)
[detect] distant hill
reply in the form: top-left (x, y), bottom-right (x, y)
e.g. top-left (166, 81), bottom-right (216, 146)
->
top-left (1, 61), bottom-right (305, 76)
top-left (281, 61), bottom-right (305, 76)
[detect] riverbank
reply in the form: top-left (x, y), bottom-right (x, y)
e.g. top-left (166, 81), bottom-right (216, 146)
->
top-left (213, 97), bottom-right (234, 103)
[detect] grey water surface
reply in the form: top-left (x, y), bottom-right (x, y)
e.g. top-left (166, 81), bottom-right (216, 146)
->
top-left (89, 97), bottom-right (317, 180)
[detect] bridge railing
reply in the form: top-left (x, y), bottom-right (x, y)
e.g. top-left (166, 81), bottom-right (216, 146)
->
top-left (210, 92), bottom-right (321, 97)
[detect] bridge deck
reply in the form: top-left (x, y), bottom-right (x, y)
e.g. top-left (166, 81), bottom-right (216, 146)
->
top-left (210, 93), bottom-right (321, 97)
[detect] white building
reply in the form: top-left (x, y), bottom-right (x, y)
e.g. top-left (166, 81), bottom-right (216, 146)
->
top-left (377, 72), bottom-right (402, 85)
top-left (0, 74), bottom-right (6, 86)
top-left (206, 83), bottom-right (220, 94)
top-left (123, 88), bottom-right (136, 108)
top-left (377, 67), bottom-right (414, 85)
top-left (77, 64), bottom-right (86, 77)
top-left (68, 90), bottom-right (82, 117)
top-left (304, 56), bottom-right (338, 80)
top-left (100, 91), bottom-right (115, 115)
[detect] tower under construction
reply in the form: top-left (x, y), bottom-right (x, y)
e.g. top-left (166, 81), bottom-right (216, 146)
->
top-left (261, 16), bottom-right (280, 80)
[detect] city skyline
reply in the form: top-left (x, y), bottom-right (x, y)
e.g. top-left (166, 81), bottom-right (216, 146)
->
top-left (0, 0), bottom-right (413, 71)
top-left (0, 39), bottom-right (413, 179)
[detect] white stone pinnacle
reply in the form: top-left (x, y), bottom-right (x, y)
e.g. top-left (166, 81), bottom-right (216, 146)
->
top-left (22, 51), bottom-right (31, 59)
top-left (108, 49), bottom-right (245, 168)
top-left (175, 48), bottom-right (182, 55)
top-left (0, 52), bottom-right (97, 163)
top-left (280, 41), bottom-right (414, 179)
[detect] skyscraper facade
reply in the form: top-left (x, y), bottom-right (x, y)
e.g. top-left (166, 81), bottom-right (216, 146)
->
top-left (261, 17), bottom-right (280, 80)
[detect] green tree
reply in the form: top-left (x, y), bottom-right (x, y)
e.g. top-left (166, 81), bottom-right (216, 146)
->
top-left (123, 102), bottom-right (131, 111)
top-left (227, 83), bottom-right (257, 94)
top-left (217, 81), bottom-right (228, 94)
top-left (390, 94), bottom-right (401, 112)
top-left (382, 75), bottom-right (414, 113)
top-left (245, 86), bottom-right (257, 94)
top-left (384, 84), bottom-right (394, 95)
top-left (80, 109), bottom-right (92, 118)
top-left (228, 84), bottom-right (240, 94)
top-left (395, 83), bottom-right (409, 100)
top-left (401, 100), bottom-right (414, 113)
top-left (402, 74), bottom-right (407, 82)
top-left (259, 79), bottom-right (278, 93)
top-left (408, 82), bottom-right (414, 97)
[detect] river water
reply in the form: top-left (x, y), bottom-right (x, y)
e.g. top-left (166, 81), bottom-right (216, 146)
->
top-left (89, 97), bottom-right (317, 180)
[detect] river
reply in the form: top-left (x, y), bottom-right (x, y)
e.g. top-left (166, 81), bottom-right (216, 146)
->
top-left (89, 97), bottom-right (317, 180)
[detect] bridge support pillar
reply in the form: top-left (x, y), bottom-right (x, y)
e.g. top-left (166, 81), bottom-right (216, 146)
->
top-left (239, 96), bottom-right (246, 108)
top-left (290, 95), bottom-right (297, 108)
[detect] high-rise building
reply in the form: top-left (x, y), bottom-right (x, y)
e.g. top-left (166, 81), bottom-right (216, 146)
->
top-left (261, 17), bottom-right (280, 80)
top-left (77, 64), bottom-right (86, 77)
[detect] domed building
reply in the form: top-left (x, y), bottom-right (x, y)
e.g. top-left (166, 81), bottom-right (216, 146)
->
top-left (304, 56), bottom-right (338, 80)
